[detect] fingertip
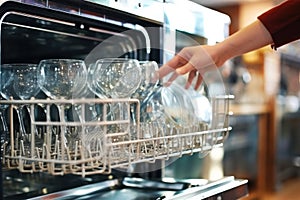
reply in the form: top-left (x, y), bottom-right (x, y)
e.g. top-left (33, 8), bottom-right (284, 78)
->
top-left (194, 82), bottom-right (202, 91)
top-left (185, 82), bottom-right (191, 89)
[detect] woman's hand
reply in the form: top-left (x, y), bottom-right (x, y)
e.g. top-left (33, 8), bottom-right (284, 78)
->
top-left (157, 20), bottom-right (274, 90)
top-left (157, 45), bottom-right (219, 90)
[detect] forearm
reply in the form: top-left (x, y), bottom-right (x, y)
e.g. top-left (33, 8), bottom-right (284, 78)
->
top-left (212, 20), bottom-right (273, 67)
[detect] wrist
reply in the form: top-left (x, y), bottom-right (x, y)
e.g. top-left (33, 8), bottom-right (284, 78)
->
top-left (206, 43), bottom-right (228, 67)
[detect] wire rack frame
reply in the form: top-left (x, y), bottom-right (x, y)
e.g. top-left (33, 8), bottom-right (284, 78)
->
top-left (1, 95), bottom-right (233, 177)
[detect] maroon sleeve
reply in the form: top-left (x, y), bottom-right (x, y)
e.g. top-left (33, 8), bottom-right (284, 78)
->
top-left (257, 0), bottom-right (300, 49)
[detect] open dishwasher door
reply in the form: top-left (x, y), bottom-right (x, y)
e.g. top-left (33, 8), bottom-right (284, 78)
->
top-left (23, 176), bottom-right (247, 200)
top-left (0, 0), bottom-right (248, 199)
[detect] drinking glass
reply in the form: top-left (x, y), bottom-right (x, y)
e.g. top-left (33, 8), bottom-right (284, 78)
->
top-left (38, 59), bottom-right (87, 100)
top-left (87, 58), bottom-right (142, 147)
top-left (37, 59), bottom-right (87, 150)
top-left (89, 58), bottom-right (141, 99)
top-left (129, 60), bottom-right (159, 129)
top-left (88, 58), bottom-right (141, 122)
top-left (72, 80), bottom-right (103, 150)
top-left (1, 64), bottom-right (40, 155)
top-left (13, 64), bottom-right (42, 149)
top-left (131, 61), bottom-right (159, 102)
top-left (13, 64), bottom-right (40, 101)
top-left (142, 82), bottom-right (197, 128)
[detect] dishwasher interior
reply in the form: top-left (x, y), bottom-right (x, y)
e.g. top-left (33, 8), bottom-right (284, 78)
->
top-left (0, 0), bottom-right (248, 199)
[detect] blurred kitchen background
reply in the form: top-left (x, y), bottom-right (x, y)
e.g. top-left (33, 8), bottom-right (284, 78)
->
top-left (187, 0), bottom-right (300, 199)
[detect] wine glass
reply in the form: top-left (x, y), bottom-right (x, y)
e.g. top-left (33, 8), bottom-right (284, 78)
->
top-left (127, 60), bottom-right (159, 139)
top-left (1, 64), bottom-right (40, 156)
top-left (71, 79), bottom-right (104, 154)
top-left (88, 58), bottom-right (141, 121)
top-left (37, 59), bottom-right (87, 152)
top-left (13, 64), bottom-right (40, 101)
top-left (89, 58), bottom-right (141, 99)
top-left (131, 60), bottom-right (159, 102)
top-left (38, 59), bottom-right (87, 100)
top-left (13, 64), bottom-right (42, 151)
top-left (87, 58), bottom-right (142, 148)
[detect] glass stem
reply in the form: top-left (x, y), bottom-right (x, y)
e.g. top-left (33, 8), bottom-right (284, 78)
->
top-left (0, 110), bottom-right (9, 155)
top-left (14, 105), bottom-right (32, 157)
top-left (16, 105), bottom-right (28, 141)
top-left (0, 110), bottom-right (8, 132)
top-left (57, 105), bottom-right (68, 159)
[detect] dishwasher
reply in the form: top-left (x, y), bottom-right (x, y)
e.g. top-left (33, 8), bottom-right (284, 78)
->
top-left (0, 0), bottom-right (248, 199)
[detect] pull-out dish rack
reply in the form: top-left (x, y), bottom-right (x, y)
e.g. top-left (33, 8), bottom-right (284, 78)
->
top-left (1, 95), bottom-right (233, 177)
